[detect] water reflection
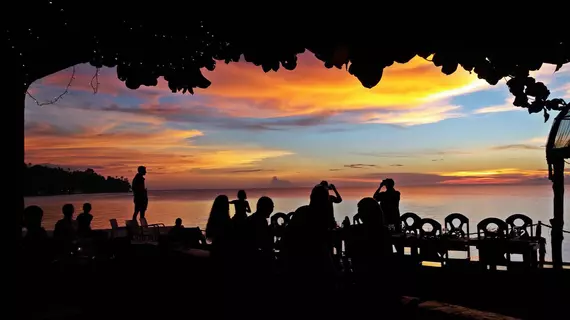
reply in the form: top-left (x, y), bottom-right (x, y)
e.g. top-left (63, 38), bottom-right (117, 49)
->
top-left (25, 185), bottom-right (569, 261)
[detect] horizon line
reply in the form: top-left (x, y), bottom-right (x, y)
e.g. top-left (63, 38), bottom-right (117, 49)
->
top-left (147, 182), bottom-right (564, 192)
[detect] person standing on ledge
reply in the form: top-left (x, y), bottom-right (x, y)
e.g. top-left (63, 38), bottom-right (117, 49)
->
top-left (132, 166), bottom-right (148, 223)
top-left (373, 178), bottom-right (401, 233)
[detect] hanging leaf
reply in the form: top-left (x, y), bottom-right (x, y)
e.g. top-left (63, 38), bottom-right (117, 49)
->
top-left (555, 64), bottom-right (563, 72)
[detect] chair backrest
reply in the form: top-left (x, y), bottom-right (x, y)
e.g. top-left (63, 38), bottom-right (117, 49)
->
top-left (180, 227), bottom-right (207, 247)
top-left (271, 212), bottom-right (289, 228)
top-left (419, 218), bottom-right (442, 239)
top-left (271, 212), bottom-right (289, 238)
top-left (477, 218), bottom-right (508, 239)
top-left (444, 213), bottom-right (469, 238)
top-left (505, 214), bottom-right (533, 238)
top-left (401, 212), bottom-right (421, 234)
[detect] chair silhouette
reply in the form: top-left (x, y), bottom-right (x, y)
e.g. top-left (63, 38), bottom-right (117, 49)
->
top-left (505, 214), bottom-right (533, 238)
top-left (271, 212), bottom-right (289, 254)
top-left (505, 214), bottom-right (536, 268)
top-left (477, 217), bottom-right (509, 270)
top-left (445, 213), bottom-right (469, 238)
top-left (477, 218), bottom-right (508, 240)
top-left (418, 218), bottom-right (443, 264)
top-left (443, 213), bottom-right (471, 264)
top-left (419, 218), bottom-right (442, 239)
top-left (401, 212), bottom-right (421, 235)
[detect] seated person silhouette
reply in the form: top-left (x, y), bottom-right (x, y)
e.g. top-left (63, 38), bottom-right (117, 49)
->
top-left (230, 190), bottom-right (251, 222)
top-left (22, 205), bottom-right (48, 250)
top-left (53, 203), bottom-right (77, 254)
top-left (373, 178), bottom-right (401, 232)
top-left (246, 196), bottom-right (275, 258)
top-left (76, 202), bottom-right (93, 237)
top-left (168, 218), bottom-right (185, 242)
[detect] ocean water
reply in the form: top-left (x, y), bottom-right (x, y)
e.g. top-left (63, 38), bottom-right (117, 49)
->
top-left (24, 185), bottom-right (570, 262)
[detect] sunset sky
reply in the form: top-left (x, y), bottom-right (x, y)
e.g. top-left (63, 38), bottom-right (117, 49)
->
top-left (25, 53), bottom-right (570, 189)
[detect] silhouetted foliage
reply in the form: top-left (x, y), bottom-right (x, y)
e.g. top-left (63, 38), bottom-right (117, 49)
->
top-left (10, 7), bottom-right (569, 119)
top-left (23, 163), bottom-right (131, 196)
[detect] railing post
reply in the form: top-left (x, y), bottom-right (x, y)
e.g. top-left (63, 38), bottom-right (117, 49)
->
top-left (537, 221), bottom-right (545, 268)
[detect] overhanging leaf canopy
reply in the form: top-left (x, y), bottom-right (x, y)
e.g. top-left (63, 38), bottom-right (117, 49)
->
top-left (8, 3), bottom-right (570, 118)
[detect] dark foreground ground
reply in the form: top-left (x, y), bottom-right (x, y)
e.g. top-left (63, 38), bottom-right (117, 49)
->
top-left (18, 242), bottom-right (570, 320)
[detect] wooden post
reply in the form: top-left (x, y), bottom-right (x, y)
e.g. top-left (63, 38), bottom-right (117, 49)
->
top-left (4, 60), bottom-right (26, 316)
top-left (551, 158), bottom-right (565, 269)
top-left (536, 221), bottom-right (546, 268)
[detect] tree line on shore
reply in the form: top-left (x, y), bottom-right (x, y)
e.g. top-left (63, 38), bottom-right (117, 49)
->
top-left (24, 163), bottom-right (131, 196)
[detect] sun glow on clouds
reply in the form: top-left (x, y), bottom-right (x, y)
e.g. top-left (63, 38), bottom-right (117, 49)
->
top-left (25, 51), bottom-right (570, 188)
top-left (197, 55), bottom-right (484, 121)
top-left (25, 119), bottom-right (293, 177)
top-left (436, 168), bottom-right (549, 185)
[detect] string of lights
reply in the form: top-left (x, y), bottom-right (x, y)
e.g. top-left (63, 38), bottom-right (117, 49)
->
top-left (25, 66), bottom-right (75, 106)
top-left (90, 67), bottom-right (100, 94)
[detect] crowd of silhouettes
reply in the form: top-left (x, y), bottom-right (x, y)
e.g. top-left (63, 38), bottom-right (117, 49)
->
top-left (20, 174), bottom-right (403, 319)
top-left (197, 179), bottom-right (401, 318)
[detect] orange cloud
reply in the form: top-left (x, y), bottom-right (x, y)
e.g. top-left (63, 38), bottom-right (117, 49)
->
top-left (198, 54), bottom-right (484, 119)
top-left (34, 53), bottom-right (486, 126)
top-left (25, 122), bottom-right (293, 178)
top-left (436, 168), bottom-right (550, 185)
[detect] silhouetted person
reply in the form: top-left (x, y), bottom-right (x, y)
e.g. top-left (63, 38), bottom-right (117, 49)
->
top-left (350, 197), bottom-right (397, 317)
top-left (282, 199), bottom-right (336, 318)
top-left (206, 195), bottom-right (233, 258)
top-left (246, 196), bottom-right (275, 258)
top-left (240, 196), bottom-right (275, 312)
top-left (132, 166), bottom-right (148, 222)
top-left (22, 205), bottom-right (48, 257)
top-left (373, 178), bottom-right (401, 232)
top-left (205, 195), bottom-right (236, 318)
top-left (21, 206), bottom-right (51, 310)
top-left (319, 180), bottom-right (342, 230)
top-left (230, 190), bottom-right (251, 222)
top-left (76, 202), bottom-right (93, 237)
top-left (342, 216), bottom-right (351, 229)
top-left (168, 218), bottom-right (185, 242)
top-left (54, 203), bottom-right (76, 254)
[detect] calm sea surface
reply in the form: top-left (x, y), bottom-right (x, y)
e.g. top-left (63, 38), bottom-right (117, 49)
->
top-left (24, 185), bottom-right (570, 262)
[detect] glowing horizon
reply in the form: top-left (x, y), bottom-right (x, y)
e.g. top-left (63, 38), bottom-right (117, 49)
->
top-left (25, 53), bottom-right (570, 189)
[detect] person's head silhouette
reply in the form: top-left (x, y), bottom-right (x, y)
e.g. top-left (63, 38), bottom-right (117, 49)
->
top-left (138, 166), bottom-right (147, 175)
top-left (256, 196), bottom-right (274, 218)
top-left (237, 190), bottom-right (247, 200)
top-left (357, 197), bottom-right (382, 224)
top-left (62, 203), bottom-right (74, 219)
top-left (383, 178), bottom-right (395, 189)
top-left (83, 203), bottom-right (92, 214)
top-left (23, 205), bottom-right (44, 229)
top-left (310, 185), bottom-right (329, 206)
top-left (319, 180), bottom-right (329, 189)
top-left (175, 218), bottom-right (182, 226)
